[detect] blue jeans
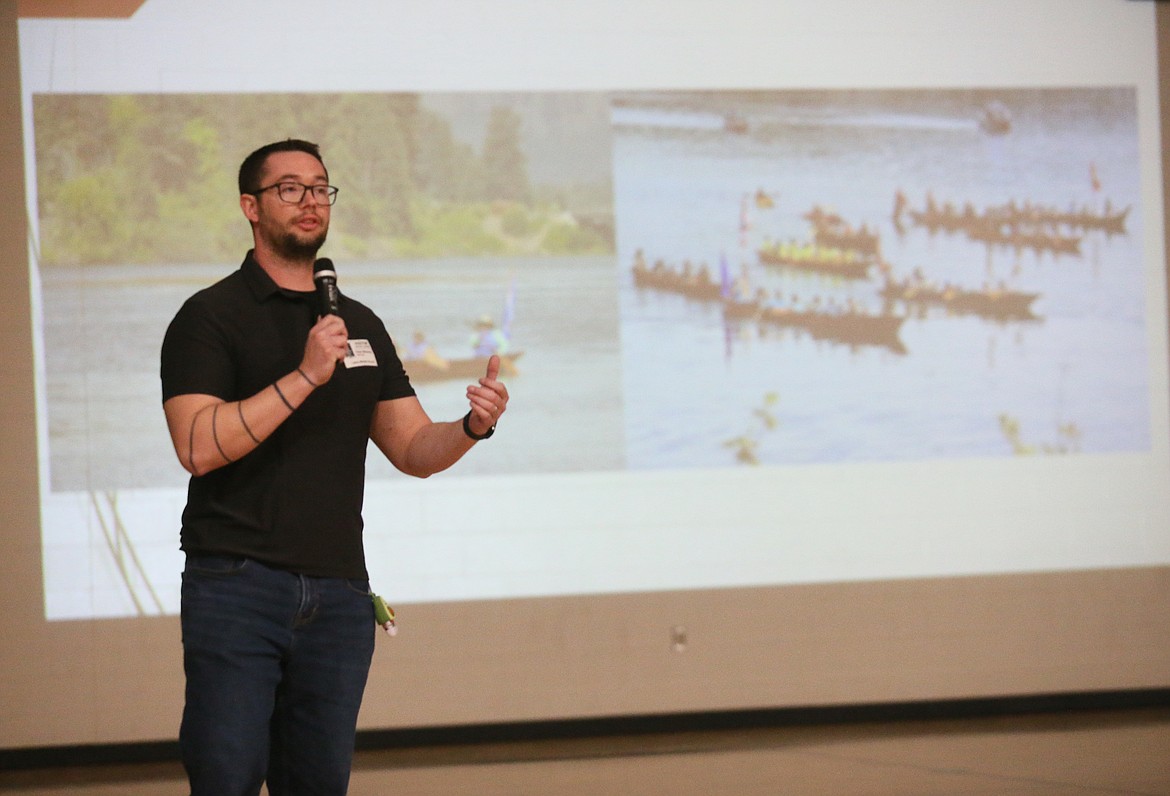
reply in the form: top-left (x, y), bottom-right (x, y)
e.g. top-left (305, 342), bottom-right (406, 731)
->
top-left (179, 555), bottom-right (376, 796)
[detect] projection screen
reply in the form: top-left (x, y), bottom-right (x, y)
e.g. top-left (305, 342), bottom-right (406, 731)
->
top-left (2, 0), bottom-right (1168, 750)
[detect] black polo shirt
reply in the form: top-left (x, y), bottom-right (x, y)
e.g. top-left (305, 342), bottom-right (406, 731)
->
top-left (160, 252), bottom-right (415, 578)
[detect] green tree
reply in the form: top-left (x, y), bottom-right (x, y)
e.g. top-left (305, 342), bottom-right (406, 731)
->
top-left (413, 112), bottom-right (485, 203)
top-left (150, 117), bottom-right (240, 261)
top-left (482, 106), bottom-right (530, 203)
top-left (319, 94), bottom-right (418, 242)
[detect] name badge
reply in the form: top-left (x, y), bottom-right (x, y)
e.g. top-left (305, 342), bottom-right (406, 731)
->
top-left (344, 339), bottom-right (378, 368)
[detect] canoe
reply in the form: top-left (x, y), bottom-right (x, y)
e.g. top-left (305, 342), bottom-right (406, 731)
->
top-left (404, 352), bottom-right (523, 383)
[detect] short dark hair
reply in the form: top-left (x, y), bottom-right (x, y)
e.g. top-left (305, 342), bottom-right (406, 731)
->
top-left (238, 139), bottom-right (327, 195)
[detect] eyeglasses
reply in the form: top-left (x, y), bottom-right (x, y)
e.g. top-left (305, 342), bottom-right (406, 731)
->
top-left (252, 181), bottom-right (339, 206)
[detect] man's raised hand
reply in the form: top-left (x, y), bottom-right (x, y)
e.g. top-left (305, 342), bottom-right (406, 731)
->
top-left (466, 354), bottom-right (509, 435)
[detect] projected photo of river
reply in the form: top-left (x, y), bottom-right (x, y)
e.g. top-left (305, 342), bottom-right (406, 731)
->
top-left (612, 87), bottom-right (1147, 468)
top-left (33, 86), bottom-right (1150, 491)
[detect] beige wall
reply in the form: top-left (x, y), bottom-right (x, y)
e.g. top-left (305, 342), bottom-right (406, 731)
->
top-left (1, 0), bottom-right (1167, 750)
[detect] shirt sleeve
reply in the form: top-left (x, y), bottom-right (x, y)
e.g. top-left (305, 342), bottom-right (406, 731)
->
top-left (160, 295), bottom-right (237, 403)
top-left (374, 318), bottom-right (416, 402)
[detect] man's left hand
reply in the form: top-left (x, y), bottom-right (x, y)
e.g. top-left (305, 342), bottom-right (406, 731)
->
top-left (466, 355), bottom-right (508, 435)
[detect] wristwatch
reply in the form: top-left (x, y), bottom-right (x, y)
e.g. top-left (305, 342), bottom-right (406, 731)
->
top-left (462, 411), bottom-right (495, 440)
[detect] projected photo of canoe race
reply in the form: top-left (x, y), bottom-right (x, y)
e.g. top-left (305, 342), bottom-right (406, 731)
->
top-left (612, 87), bottom-right (1149, 468)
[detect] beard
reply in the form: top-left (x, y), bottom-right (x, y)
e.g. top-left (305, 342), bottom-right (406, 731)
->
top-left (273, 225), bottom-right (328, 260)
top-left (256, 210), bottom-right (329, 261)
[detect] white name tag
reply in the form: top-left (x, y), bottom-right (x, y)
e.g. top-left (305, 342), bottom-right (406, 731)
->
top-left (344, 339), bottom-right (378, 368)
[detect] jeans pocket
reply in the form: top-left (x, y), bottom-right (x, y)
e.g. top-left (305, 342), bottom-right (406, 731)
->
top-left (343, 577), bottom-right (372, 597)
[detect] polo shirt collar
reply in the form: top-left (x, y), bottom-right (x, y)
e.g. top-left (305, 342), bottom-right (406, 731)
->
top-left (240, 250), bottom-right (315, 303)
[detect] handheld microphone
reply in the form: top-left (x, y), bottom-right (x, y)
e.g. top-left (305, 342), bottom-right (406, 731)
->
top-left (313, 258), bottom-right (340, 316)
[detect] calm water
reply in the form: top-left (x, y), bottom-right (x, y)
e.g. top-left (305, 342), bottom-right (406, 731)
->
top-left (42, 255), bottom-right (623, 492)
top-left (612, 88), bottom-right (1150, 468)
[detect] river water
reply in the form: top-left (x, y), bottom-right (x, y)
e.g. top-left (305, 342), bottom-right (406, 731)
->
top-left (611, 87), bottom-right (1151, 468)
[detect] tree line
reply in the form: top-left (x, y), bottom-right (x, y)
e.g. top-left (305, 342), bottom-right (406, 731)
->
top-left (33, 92), bottom-right (612, 265)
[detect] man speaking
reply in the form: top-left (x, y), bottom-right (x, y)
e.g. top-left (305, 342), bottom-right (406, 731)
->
top-left (160, 139), bottom-right (508, 795)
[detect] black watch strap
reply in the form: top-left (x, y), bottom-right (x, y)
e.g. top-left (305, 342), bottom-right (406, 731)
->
top-left (462, 411), bottom-right (495, 440)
